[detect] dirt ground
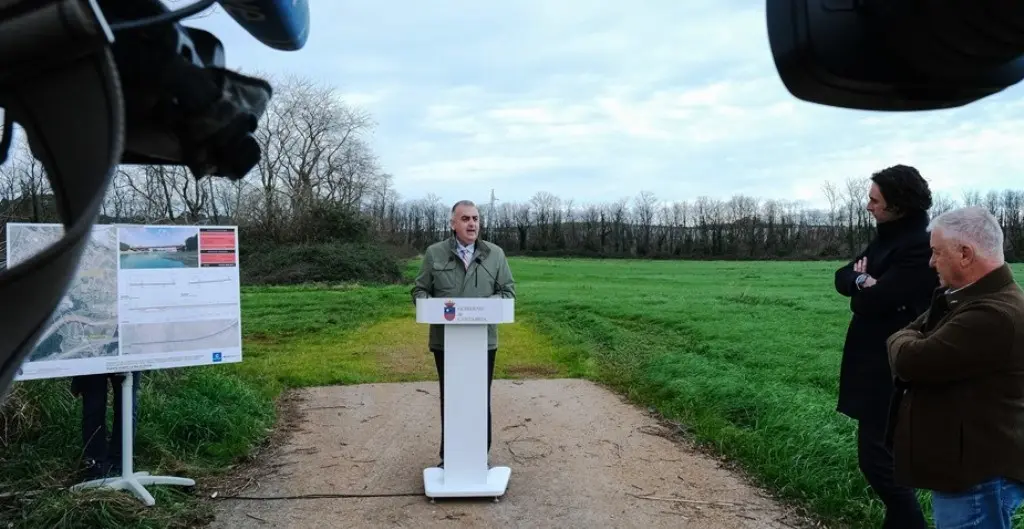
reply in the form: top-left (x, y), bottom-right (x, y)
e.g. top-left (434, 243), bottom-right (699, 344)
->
top-left (209, 379), bottom-right (820, 529)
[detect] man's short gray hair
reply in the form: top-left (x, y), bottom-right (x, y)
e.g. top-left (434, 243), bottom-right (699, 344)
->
top-left (927, 206), bottom-right (1004, 262)
top-left (451, 200), bottom-right (476, 215)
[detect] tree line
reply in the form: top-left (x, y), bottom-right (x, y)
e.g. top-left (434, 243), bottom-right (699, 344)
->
top-left (3, 73), bottom-right (1024, 278)
top-left (382, 185), bottom-right (1024, 261)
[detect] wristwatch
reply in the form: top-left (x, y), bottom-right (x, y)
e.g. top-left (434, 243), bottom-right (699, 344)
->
top-left (855, 273), bottom-right (868, 289)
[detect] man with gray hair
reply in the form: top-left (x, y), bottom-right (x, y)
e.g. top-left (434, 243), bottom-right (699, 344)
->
top-left (412, 199), bottom-right (516, 468)
top-left (886, 206), bottom-right (1024, 528)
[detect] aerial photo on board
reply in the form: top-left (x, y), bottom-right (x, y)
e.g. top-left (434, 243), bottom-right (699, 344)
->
top-left (119, 226), bottom-right (200, 269)
top-left (7, 224), bottom-right (120, 362)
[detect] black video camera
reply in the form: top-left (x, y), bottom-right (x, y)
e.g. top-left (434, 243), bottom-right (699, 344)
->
top-left (109, 0), bottom-right (270, 179)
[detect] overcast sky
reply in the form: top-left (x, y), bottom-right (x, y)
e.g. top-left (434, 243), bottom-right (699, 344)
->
top-left (183, 1), bottom-right (1024, 210)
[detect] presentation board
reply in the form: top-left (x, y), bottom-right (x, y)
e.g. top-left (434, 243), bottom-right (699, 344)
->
top-left (5, 223), bottom-right (243, 381)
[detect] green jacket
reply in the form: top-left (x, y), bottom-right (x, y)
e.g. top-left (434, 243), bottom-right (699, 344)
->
top-left (411, 237), bottom-right (516, 351)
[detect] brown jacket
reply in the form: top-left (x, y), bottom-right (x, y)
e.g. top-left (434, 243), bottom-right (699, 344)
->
top-left (886, 264), bottom-right (1024, 493)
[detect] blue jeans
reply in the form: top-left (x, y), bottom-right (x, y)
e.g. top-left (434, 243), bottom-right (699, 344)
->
top-left (932, 477), bottom-right (1024, 529)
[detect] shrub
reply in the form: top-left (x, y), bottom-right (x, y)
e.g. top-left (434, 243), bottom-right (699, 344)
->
top-left (239, 242), bottom-right (403, 285)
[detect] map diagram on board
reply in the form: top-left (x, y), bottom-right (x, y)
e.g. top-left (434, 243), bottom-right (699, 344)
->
top-left (6, 224), bottom-right (120, 362)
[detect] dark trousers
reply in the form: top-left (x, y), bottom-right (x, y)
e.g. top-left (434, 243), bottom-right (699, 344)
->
top-left (431, 348), bottom-right (497, 461)
top-left (73, 372), bottom-right (141, 470)
top-left (857, 414), bottom-right (927, 529)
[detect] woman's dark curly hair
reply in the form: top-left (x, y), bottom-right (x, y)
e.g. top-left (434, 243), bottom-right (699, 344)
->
top-left (871, 164), bottom-right (933, 214)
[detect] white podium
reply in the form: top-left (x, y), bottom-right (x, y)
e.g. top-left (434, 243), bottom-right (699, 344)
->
top-left (415, 297), bottom-right (515, 501)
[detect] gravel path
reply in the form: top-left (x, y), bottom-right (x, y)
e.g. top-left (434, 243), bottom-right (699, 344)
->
top-left (210, 379), bottom-right (817, 528)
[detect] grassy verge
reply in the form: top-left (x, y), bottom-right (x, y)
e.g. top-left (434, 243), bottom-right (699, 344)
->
top-left (0, 368), bottom-right (274, 528)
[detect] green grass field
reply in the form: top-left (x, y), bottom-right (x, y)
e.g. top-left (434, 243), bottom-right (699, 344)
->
top-left (3, 257), bottom-right (1023, 529)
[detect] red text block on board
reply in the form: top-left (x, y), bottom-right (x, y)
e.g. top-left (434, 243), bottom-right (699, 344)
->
top-left (200, 251), bottom-right (236, 266)
top-left (200, 229), bottom-right (236, 251)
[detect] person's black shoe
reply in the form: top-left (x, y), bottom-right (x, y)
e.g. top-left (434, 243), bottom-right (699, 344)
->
top-left (80, 458), bottom-right (109, 481)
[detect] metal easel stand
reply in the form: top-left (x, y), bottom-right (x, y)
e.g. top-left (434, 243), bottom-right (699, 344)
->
top-left (69, 372), bottom-right (195, 506)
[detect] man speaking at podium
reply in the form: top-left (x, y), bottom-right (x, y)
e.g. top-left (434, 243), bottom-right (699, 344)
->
top-left (412, 199), bottom-right (516, 468)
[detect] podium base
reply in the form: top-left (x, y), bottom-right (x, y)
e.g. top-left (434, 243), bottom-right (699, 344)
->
top-left (70, 471), bottom-right (195, 507)
top-left (423, 466), bottom-right (511, 500)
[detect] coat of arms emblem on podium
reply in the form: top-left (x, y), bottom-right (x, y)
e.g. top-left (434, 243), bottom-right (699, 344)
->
top-left (443, 299), bottom-right (456, 321)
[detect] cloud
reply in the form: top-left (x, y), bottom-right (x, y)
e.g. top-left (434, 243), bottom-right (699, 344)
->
top-left (183, 1), bottom-right (1024, 209)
